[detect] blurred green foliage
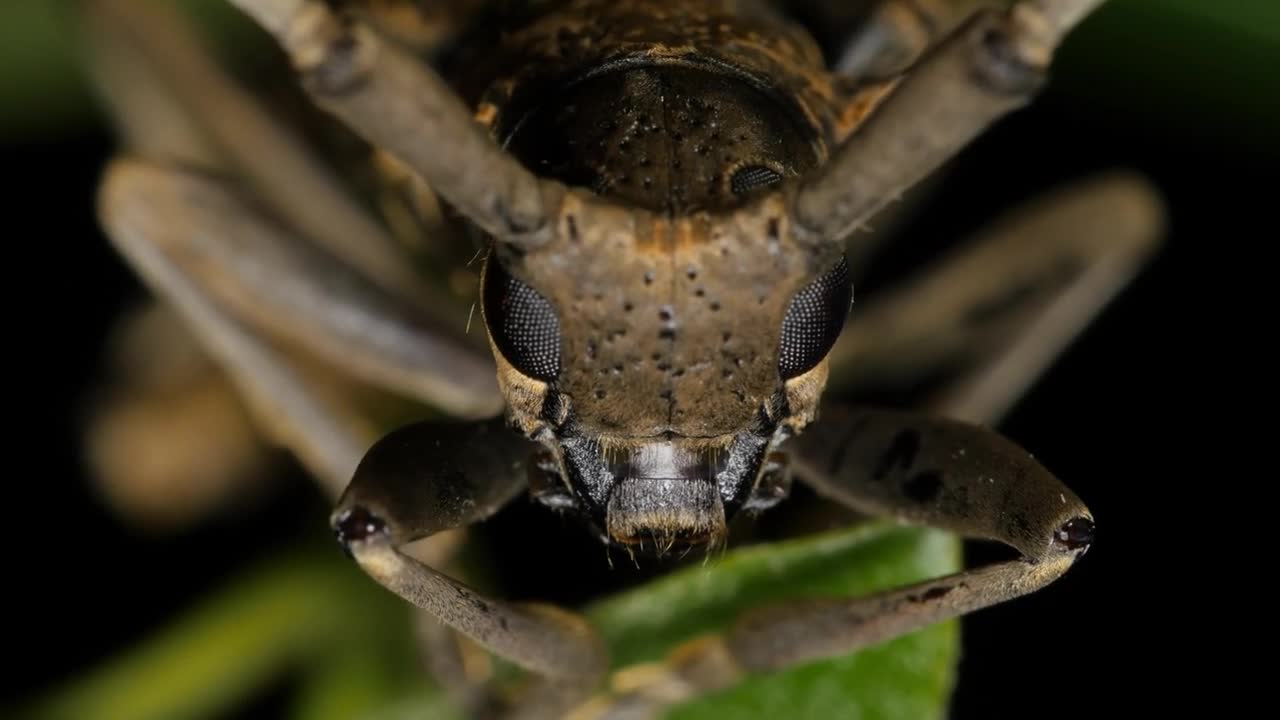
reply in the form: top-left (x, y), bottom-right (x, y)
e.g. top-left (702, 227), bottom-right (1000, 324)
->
top-left (1, 1), bottom-right (251, 139)
top-left (17, 524), bottom-right (959, 720)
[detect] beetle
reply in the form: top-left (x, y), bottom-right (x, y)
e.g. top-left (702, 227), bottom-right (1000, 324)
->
top-left (86, 0), bottom-right (1162, 717)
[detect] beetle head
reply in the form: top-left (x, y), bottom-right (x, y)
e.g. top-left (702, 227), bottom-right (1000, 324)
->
top-left (477, 62), bottom-right (851, 550)
top-left (479, 206), bottom-right (850, 549)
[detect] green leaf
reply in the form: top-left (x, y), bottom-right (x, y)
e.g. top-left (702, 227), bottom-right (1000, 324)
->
top-left (586, 523), bottom-right (962, 719)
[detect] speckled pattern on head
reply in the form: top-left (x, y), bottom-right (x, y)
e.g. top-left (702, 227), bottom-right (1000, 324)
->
top-left (510, 195), bottom-right (845, 440)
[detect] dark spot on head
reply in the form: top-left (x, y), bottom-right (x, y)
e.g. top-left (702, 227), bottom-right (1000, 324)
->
top-left (709, 301), bottom-right (721, 312)
top-left (903, 471), bottom-right (943, 504)
top-left (1055, 517), bottom-right (1095, 551)
top-left (766, 217), bottom-right (780, 241)
top-left (623, 301), bottom-right (634, 312)
top-left (873, 430), bottom-right (921, 481)
top-left (695, 288), bottom-right (705, 297)
top-left (658, 307), bottom-right (673, 322)
top-left (644, 271), bottom-right (655, 285)
top-left (595, 389), bottom-right (607, 399)
top-left (686, 267), bottom-right (698, 280)
top-left (566, 214), bottom-right (579, 242)
top-left (659, 328), bottom-right (677, 340)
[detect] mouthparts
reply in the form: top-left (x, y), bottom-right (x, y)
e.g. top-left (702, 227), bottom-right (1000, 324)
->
top-left (604, 442), bottom-right (727, 547)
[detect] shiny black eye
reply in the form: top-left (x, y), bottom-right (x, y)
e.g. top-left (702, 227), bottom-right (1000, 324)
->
top-left (778, 256), bottom-right (853, 379)
top-left (731, 165), bottom-right (784, 196)
top-left (481, 257), bottom-right (561, 381)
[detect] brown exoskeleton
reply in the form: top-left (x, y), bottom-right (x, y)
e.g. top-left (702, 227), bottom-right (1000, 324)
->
top-left (87, 0), bottom-right (1162, 717)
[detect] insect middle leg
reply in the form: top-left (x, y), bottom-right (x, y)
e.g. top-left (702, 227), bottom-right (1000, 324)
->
top-left (828, 171), bottom-right (1165, 425)
top-left (99, 159), bottom-right (501, 422)
top-left (82, 0), bottom-right (443, 301)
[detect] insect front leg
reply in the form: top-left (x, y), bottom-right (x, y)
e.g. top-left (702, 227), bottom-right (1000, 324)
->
top-left (725, 404), bottom-right (1093, 670)
top-left (792, 0), bottom-right (1108, 244)
top-left (83, 0), bottom-right (435, 302)
top-left (334, 420), bottom-right (609, 719)
top-left (572, 405), bottom-right (1091, 719)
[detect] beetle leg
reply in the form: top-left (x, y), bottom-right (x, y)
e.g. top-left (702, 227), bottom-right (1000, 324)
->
top-left (792, 0), bottom-right (1108, 245)
top-left (573, 404), bottom-right (1091, 718)
top-left (82, 0), bottom-right (453, 304)
top-left (226, 0), bottom-right (560, 249)
top-left (99, 161), bottom-right (386, 494)
top-left (834, 0), bottom-right (995, 81)
top-left (334, 420), bottom-right (609, 719)
top-left (98, 159), bottom-right (502, 421)
top-left (828, 172), bottom-right (1164, 425)
top-left (732, 403), bottom-right (1093, 671)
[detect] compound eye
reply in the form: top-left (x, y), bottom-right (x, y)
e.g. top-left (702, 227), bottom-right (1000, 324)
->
top-left (481, 257), bottom-right (561, 382)
top-left (778, 256), bottom-right (853, 379)
top-left (730, 164), bottom-right (784, 197)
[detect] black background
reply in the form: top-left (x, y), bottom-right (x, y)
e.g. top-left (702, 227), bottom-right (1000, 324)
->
top-left (5, 5), bottom-right (1247, 718)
